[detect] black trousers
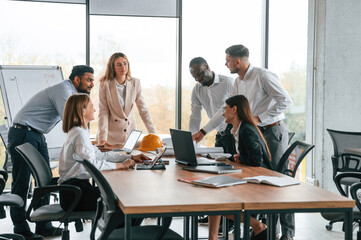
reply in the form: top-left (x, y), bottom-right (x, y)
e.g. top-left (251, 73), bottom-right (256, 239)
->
top-left (8, 127), bottom-right (52, 234)
top-left (60, 178), bottom-right (100, 211)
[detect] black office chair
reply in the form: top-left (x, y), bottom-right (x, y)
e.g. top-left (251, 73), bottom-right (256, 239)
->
top-left (276, 141), bottom-right (315, 177)
top-left (0, 170), bottom-right (25, 240)
top-left (321, 129), bottom-right (361, 230)
top-left (15, 143), bottom-right (94, 240)
top-left (76, 158), bottom-right (183, 240)
top-left (258, 141), bottom-right (314, 236)
top-left (332, 172), bottom-right (361, 239)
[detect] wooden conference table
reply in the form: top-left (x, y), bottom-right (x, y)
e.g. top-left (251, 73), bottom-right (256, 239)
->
top-left (102, 157), bottom-right (354, 240)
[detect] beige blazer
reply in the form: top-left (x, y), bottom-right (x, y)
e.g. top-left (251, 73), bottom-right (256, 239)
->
top-left (96, 77), bottom-right (157, 145)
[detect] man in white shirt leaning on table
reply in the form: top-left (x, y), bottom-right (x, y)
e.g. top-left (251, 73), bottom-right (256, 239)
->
top-left (188, 57), bottom-right (235, 155)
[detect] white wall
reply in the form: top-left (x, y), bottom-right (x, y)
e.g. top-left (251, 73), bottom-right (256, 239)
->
top-left (307, 0), bottom-right (361, 191)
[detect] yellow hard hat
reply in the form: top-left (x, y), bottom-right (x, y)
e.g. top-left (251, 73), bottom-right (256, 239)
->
top-left (138, 134), bottom-right (162, 151)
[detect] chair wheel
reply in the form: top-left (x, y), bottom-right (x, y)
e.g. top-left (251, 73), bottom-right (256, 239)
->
top-left (326, 224), bottom-right (333, 231)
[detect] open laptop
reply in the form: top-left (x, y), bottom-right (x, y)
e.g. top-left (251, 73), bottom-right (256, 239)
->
top-left (170, 128), bottom-right (226, 166)
top-left (136, 145), bottom-right (167, 170)
top-left (183, 165), bottom-right (242, 174)
top-left (112, 129), bottom-right (142, 154)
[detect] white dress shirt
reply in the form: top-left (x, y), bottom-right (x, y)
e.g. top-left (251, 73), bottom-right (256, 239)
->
top-left (14, 80), bottom-right (77, 134)
top-left (58, 126), bottom-right (129, 183)
top-left (189, 73), bottom-right (234, 134)
top-left (203, 64), bottom-right (293, 133)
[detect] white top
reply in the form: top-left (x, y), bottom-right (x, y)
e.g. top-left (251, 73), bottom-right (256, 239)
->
top-left (189, 73), bottom-right (234, 134)
top-left (58, 126), bottom-right (130, 183)
top-left (203, 64), bottom-right (293, 133)
top-left (231, 122), bottom-right (242, 155)
top-left (116, 80), bottom-right (126, 109)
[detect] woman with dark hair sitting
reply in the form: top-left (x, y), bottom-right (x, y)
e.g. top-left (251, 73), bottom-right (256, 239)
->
top-left (208, 95), bottom-right (272, 240)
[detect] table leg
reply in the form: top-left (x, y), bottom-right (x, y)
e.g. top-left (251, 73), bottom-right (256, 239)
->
top-left (344, 208), bottom-right (353, 240)
top-left (234, 211), bottom-right (240, 240)
top-left (191, 216), bottom-right (198, 240)
top-left (125, 214), bottom-right (131, 240)
top-left (184, 216), bottom-right (190, 240)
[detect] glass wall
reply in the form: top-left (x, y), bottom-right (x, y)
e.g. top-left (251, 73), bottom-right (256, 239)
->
top-left (268, 0), bottom-right (308, 143)
top-left (0, 0), bottom-right (85, 188)
top-left (89, 16), bottom-right (177, 135)
top-left (182, 0), bottom-right (262, 147)
top-left (268, 0), bottom-right (308, 180)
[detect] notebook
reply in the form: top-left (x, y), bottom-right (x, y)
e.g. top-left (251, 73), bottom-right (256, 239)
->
top-left (136, 145), bottom-right (167, 170)
top-left (183, 166), bottom-right (242, 174)
top-left (191, 175), bottom-right (246, 188)
top-left (169, 128), bottom-right (226, 166)
top-left (112, 130), bottom-right (142, 154)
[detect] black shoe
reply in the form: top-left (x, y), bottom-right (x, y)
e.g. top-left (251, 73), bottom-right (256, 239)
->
top-left (252, 228), bottom-right (268, 240)
top-left (36, 227), bottom-right (63, 237)
top-left (198, 216), bottom-right (209, 225)
top-left (18, 231), bottom-right (44, 240)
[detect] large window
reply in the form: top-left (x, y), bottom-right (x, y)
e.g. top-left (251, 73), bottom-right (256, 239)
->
top-left (269, 0), bottom-right (308, 180)
top-left (89, 16), bottom-right (177, 135)
top-left (0, 0), bottom-right (85, 188)
top-left (182, 0), bottom-right (262, 147)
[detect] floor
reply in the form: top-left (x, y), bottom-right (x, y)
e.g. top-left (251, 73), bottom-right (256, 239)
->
top-left (0, 206), bottom-right (356, 240)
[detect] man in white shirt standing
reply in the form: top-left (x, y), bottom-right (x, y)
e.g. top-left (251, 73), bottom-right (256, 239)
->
top-left (188, 57), bottom-right (235, 155)
top-left (193, 45), bottom-right (294, 240)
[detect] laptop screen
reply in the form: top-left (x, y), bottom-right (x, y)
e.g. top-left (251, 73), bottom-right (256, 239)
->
top-left (170, 128), bottom-right (197, 164)
top-left (122, 130), bottom-right (142, 152)
top-left (150, 145), bottom-right (167, 167)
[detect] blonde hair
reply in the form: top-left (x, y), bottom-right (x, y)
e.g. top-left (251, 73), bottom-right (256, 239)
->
top-left (63, 94), bottom-right (90, 133)
top-left (100, 52), bottom-right (132, 83)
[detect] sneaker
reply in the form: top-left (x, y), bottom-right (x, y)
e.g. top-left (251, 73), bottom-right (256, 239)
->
top-left (18, 231), bottom-right (44, 240)
top-left (198, 216), bottom-right (209, 225)
top-left (279, 235), bottom-right (294, 240)
top-left (35, 227), bottom-right (63, 237)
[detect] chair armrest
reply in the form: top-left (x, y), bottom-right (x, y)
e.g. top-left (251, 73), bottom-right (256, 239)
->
top-left (0, 170), bottom-right (8, 183)
top-left (334, 172), bottom-right (361, 196)
top-left (331, 155), bottom-right (339, 178)
top-left (26, 184), bottom-right (82, 223)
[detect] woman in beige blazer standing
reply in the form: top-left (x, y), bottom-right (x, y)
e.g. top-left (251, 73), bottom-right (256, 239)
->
top-left (96, 52), bottom-right (157, 145)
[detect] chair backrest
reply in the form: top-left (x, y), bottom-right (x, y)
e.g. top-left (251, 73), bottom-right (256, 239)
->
top-left (327, 128), bottom-right (361, 156)
top-left (276, 141), bottom-right (315, 177)
top-left (77, 159), bottom-right (118, 211)
top-left (15, 143), bottom-right (52, 187)
top-left (76, 159), bottom-right (124, 240)
top-left (288, 132), bottom-right (295, 144)
top-left (0, 125), bottom-right (12, 172)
